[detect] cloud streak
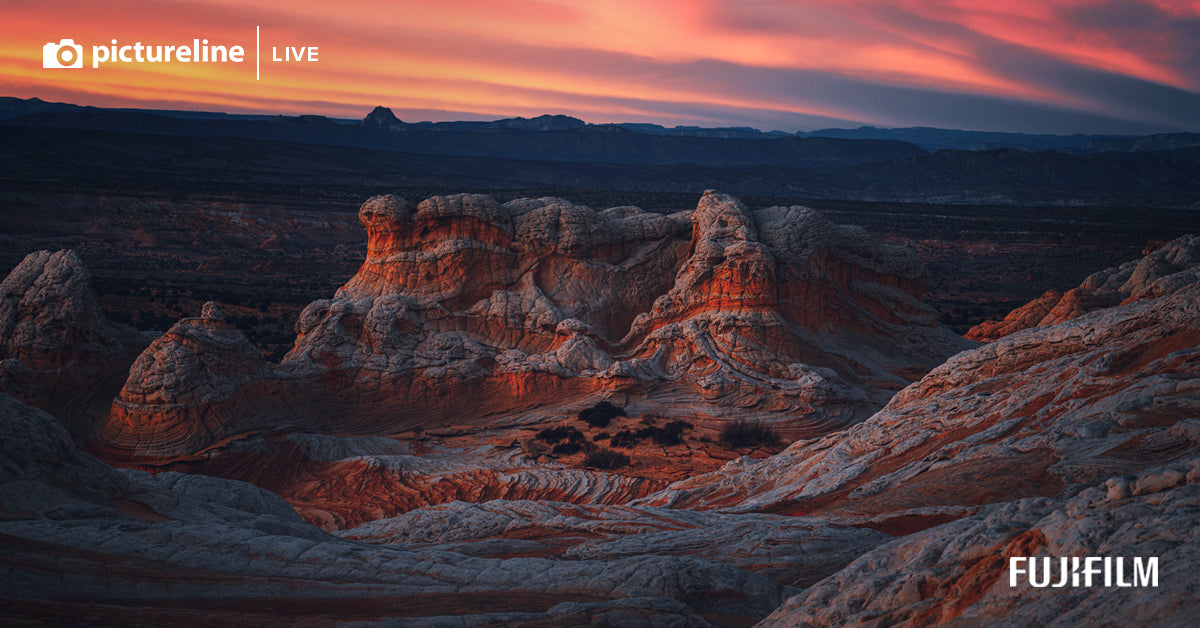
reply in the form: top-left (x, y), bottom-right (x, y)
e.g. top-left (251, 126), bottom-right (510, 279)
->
top-left (3, 0), bottom-right (1198, 133)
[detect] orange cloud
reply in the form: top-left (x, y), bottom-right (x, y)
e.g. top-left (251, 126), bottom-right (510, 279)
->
top-left (2, 0), bottom-right (1197, 132)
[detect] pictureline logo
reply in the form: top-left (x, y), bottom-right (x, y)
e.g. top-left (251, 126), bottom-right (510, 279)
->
top-left (43, 39), bottom-right (83, 68)
top-left (42, 28), bottom-right (317, 79)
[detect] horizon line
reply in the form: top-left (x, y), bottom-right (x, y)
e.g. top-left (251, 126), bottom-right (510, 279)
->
top-left (5, 95), bottom-right (1169, 139)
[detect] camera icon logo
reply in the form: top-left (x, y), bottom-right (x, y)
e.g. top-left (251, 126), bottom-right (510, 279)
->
top-left (43, 39), bottom-right (83, 69)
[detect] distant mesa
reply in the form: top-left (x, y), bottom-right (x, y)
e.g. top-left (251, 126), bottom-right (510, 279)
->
top-left (361, 105), bottom-right (403, 128)
top-left (402, 112), bottom-right (588, 132)
top-left (359, 106), bottom-right (586, 133)
top-left (1, 97), bottom-right (931, 168)
top-left (494, 114), bottom-right (587, 131)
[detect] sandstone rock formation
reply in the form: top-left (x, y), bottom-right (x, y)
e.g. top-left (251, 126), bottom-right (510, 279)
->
top-left (341, 499), bottom-right (891, 590)
top-left (0, 393), bottom-right (794, 626)
top-left (95, 302), bottom-right (288, 462)
top-left (95, 191), bottom-right (969, 459)
top-left (3, 208), bottom-right (1199, 625)
top-left (636, 270), bottom-right (1200, 521)
top-left (967, 233), bottom-right (1200, 341)
top-left (182, 432), bottom-right (664, 530)
top-left (0, 250), bottom-right (153, 434)
top-left (758, 458), bottom-right (1200, 627)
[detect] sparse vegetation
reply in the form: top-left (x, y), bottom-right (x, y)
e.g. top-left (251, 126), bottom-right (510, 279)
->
top-left (582, 448), bottom-right (630, 470)
top-left (552, 441), bottom-right (583, 456)
top-left (579, 401), bottom-right (626, 428)
top-left (609, 420), bottom-right (693, 448)
top-left (719, 420), bottom-right (782, 448)
top-left (610, 430), bottom-right (640, 449)
top-left (657, 420), bottom-right (693, 445)
top-left (522, 439), bottom-right (548, 458)
top-left (536, 425), bottom-right (584, 443)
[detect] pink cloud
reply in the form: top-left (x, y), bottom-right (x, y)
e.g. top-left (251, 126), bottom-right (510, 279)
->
top-left (2, 0), bottom-right (1196, 132)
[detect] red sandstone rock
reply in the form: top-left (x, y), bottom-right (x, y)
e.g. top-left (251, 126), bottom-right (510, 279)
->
top-left (96, 302), bottom-right (294, 461)
top-left (94, 191), bottom-right (968, 460)
top-left (3, 220), bottom-right (1199, 626)
top-left (1, 394), bottom-right (787, 626)
top-left (636, 273), bottom-right (1200, 518)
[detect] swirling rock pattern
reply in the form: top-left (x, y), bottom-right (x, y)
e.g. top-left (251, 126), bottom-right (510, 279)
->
top-left (636, 265), bottom-right (1200, 520)
top-left (0, 394), bottom-right (787, 626)
top-left (94, 191), bottom-right (969, 459)
top-left (758, 458), bottom-right (1200, 627)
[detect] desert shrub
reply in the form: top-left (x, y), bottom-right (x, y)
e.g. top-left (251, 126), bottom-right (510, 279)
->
top-left (609, 430), bottom-right (640, 448)
top-left (552, 441), bottom-right (583, 456)
top-left (578, 401), bottom-right (626, 428)
top-left (663, 420), bottom-right (692, 433)
top-left (582, 448), bottom-right (630, 470)
top-left (523, 438), bottom-right (549, 457)
top-left (719, 420), bottom-right (782, 448)
top-left (609, 420), bottom-right (693, 448)
top-left (593, 432), bottom-right (610, 441)
top-left (536, 425), bottom-right (584, 444)
top-left (650, 420), bottom-right (692, 446)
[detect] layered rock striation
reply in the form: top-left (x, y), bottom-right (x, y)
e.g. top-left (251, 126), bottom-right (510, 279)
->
top-left (95, 191), bottom-right (970, 459)
top-left (5, 207), bottom-right (1200, 625)
top-left (341, 498), bottom-right (891, 590)
top-left (637, 246), bottom-right (1200, 522)
top-left (758, 457), bottom-right (1200, 627)
top-left (0, 393), bottom-right (790, 626)
top-left (96, 302), bottom-right (289, 460)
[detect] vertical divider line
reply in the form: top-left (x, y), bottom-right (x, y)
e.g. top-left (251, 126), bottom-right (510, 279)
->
top-left (256, 25), bottom-right (260, 81)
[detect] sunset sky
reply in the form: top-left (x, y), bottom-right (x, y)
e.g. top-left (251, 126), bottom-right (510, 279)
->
top-left (3, 0), bottom-right (1198, 133)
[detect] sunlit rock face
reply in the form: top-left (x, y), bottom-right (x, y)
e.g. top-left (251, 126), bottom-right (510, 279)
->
top-left (91, 190), bottom-right (968, 460)
top-left (96, 302), bottom-right (292, 461)
top-left (635, 256), bottom-right (1200, 520)
top-left (0, 249), bottom-right (153, 434)
top-left (3, 199), bottom-right (1198, 626)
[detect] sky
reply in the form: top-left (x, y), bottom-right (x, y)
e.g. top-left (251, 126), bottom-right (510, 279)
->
top-left (2, 0), bottom-right (1199, 134)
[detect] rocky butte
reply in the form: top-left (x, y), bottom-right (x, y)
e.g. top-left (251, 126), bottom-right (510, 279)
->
top-left (93, 190), bottom-right (970, 461)
top-left (1, 192), bottom-right (1197, 626)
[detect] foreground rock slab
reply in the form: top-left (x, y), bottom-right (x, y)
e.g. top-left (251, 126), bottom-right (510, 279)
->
top-left (758, 457), bottom-right (1200, 627)
top-left (1, 393), bottom-right (788, 626)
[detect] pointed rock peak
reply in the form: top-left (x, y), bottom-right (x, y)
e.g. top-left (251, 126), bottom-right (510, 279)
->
top-left (200, 301), bottom-right (225, 322)
top-left (694, 190), bottom-right (757, 243)
top-left (362, 106), bottom-right (402, 127)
